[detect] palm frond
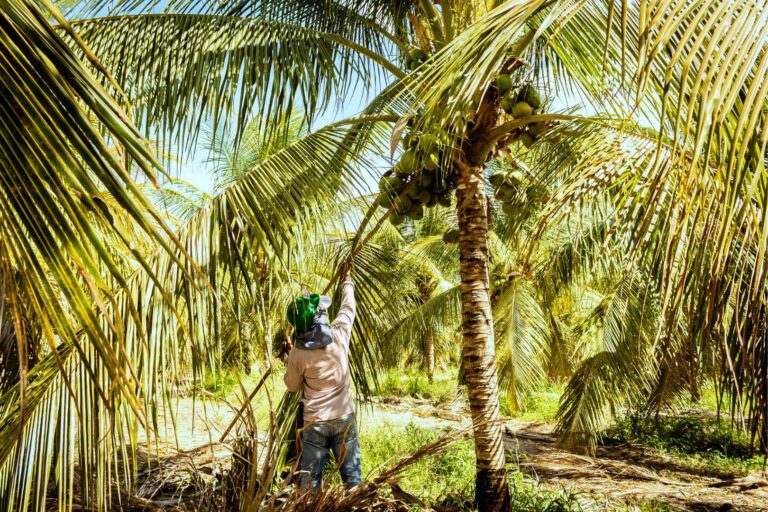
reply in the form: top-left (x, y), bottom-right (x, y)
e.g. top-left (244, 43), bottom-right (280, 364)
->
top-left (66, 13), bottom-right (399, 153)
top-left (494, 277), bottom-right (549, 415)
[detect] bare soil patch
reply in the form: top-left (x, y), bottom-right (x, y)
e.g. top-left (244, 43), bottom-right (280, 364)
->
top-left (505, 422), bottom-right (768, 511)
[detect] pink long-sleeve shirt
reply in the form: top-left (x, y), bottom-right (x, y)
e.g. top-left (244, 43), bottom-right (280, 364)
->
top-left (284, 279), bottom-right (355, 422)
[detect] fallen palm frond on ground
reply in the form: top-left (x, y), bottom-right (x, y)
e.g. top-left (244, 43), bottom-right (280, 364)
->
top-left (64, 413), bottom-right (473, 511)
top-left (251, 422), bottom-right (472, 512)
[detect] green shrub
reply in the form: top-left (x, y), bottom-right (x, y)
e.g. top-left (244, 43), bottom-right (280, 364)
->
top-left (602, 411), bottom-right (765, 477)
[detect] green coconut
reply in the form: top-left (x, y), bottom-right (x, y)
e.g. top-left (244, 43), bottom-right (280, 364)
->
top-left (417, 190), bottom-right (432, 205)
top-left (500, 95), bottom-right (516, 114)
top-left (495, 74), bottom-right (513, 93)
top-left (424, 153), bottom-right (440, 171)
top-left (390, 213), bottom-right (406, 226)
top-left (418, 134), bottom-right (440, 154)
top-left (408, 203), bottom-right (425, 220)
top-left (529, 121), bottom-right (549, 138)
top-left (489, 173), bottom-right (506, 187)
top-left (407, 185), bottom-right (423, 200)
top-left (409, 47), bottom-right (427, 62)
top-left (426, 194), bottom-right (439, 207)
top-left (442, 228), bottom-right (459, 244)
top-left (517, 85), bottom-right (542, 109)
top-left (438, 193), bottom-right (452, 207)
top-left (377, 191), bottom-right (394, 209)
top-left (519, 132), bottom-right (536, 148)
top-left (506, 170), bottom-right (524, 186)
top-left (399, 149), bottom-right (420, 174)
top-left (419, 172), bottom-right (435, 188)
top-left (381, 176), bottom-right (404, 194)
top-left (502, 201), bottom-right (516, 216)
top-left (494, 184), bottom-right (515, 202)
top-left (393, 195), bottom-right (412, 214)
top-left (394, 163), bottom-right (411, 179)
top-left (511, 101), bottom-right (533, 118)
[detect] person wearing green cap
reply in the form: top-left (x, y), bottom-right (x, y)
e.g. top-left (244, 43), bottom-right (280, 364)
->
top-left (283, 263), bottom-right (361, 492)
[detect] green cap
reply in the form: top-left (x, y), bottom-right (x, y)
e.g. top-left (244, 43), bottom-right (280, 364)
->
top-left (287, 293), bottom-right (321, 332)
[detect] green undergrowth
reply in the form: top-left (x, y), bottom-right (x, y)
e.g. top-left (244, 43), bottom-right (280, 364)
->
top-left (601, 411), bottom-right (766, 478)
top-left (372, 368), bottom-right (459, 403)
top-left (500, 384), bottom-right (563, 423)
top-left (323, 422), bottom-right (600, 511)
top-left (194, 364), bottom-right (286, 401)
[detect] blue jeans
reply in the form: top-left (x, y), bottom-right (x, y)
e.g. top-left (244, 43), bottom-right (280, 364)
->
top-left (298, 412), bottom-right (362, 491)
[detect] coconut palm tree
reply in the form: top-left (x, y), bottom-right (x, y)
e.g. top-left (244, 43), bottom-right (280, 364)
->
top-left (5, 1), bottom-right (768, 510)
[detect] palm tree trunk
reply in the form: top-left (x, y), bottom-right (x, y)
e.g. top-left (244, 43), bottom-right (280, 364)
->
top-left (425, 328), bottom-right (435, 382)
top-left (455, 162), bottom-right (510, 511)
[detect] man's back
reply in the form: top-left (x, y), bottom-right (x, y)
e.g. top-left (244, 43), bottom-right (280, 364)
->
top-left (284, 278), bottom-right (355, 422)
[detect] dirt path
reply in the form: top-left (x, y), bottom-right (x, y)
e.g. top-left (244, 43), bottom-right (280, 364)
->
top-left (504, 422), bottom-right (768, 511)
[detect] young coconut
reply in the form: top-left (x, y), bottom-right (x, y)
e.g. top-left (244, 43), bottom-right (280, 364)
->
top-left (500, 94), bottom-right (516, 115)
top-left (442, 228), bottom-right (459, 244)
top-left (418, 134), bottom-right (440, 154)
top-left (516, 85), bottom-right (542, 109)
top-left (529, 121), bottom-right (549, 138)
top-left (511, 101), bottom-right (533, 118)
top-left (377, 191), bottom-right (394, 209)
top-left (424, 153), bottom-right (440, 171)
top-left (506, 170), bottom-right (524, 186)
top-left (519, 132), bottom-right (536, 148)
top-left (489, 173), bottom-right (506, 187)
top-left (381, 176), bottom-right (404, 195)
top-left (494, 184), bottom-right (515, 202)
top-left (495, 73), bottom-right (513, 93)
top-left (407, 184), bottom-right (423, 200)
top-left (399, 149), bottom-right (420, 174)
top-left (390, 213), bottom-right (406, 226)
top-left (409, 47), bottom-right (427, 62)
top-left (408, 203), bottom-right (425, 220)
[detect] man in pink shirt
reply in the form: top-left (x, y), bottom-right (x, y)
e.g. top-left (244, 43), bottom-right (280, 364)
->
top-left (284, 265), bottom-right (361, 491)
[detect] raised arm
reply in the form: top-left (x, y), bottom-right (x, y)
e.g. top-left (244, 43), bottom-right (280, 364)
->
top-left (331, 277), bottom-right (355, 346)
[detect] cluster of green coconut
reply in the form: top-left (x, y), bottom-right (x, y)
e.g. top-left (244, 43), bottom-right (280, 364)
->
top-left (489, 169), bottom-right (548, 220)
top-left (494, 76), bottom-right (553, 148)
top-left (404, 47), bottom-right (428, 71)
top-left (377, 130), bottom-right (457, 226)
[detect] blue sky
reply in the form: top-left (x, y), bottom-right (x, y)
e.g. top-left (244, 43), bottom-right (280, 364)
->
top-left (173, 83), bottom-right (386, 194)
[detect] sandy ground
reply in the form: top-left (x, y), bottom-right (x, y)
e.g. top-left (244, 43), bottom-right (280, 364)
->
top-left (132, 395), bottom-right (768, 511)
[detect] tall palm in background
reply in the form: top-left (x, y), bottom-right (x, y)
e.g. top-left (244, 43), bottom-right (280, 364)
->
top-left (3, 1), bottom-right (768, 511)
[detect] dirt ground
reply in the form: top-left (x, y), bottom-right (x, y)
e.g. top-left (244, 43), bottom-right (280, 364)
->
top-left (503, 422), bottom-right (768, 511)
top-left (134, 396), bottom-right (768, 511)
